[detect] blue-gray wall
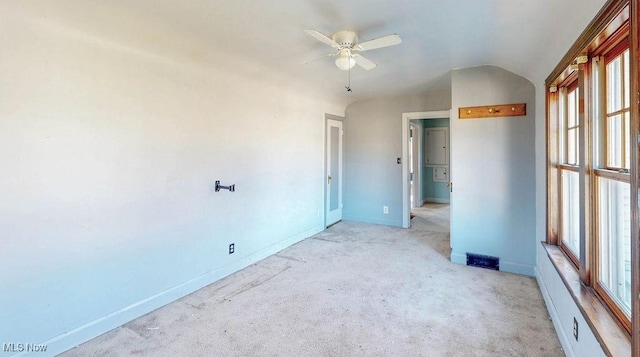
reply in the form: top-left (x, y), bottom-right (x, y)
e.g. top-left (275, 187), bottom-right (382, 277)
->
top-left (450, 66), bottom-right (536, 276)
top-left (344, 94), bottom-right (452, 226)
top-left (422, 118), bottom-right (450, 203)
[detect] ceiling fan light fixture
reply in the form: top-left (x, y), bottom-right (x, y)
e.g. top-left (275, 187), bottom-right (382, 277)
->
top-left (304, 29), bottom-right (400, 71)
top-left (335, 52), bottom-right (355, 70)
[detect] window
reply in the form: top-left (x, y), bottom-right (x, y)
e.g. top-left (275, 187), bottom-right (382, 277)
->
top-left (605, 47), bottom-right (630, 170)
top-left (558, 79), bottom-right (581, 261)
top-left (594, 41), bottom-right (631, 328)
top-left (546, 1), bottom-right (636, 340)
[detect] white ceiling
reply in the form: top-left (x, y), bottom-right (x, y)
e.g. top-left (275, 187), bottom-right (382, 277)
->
top-left (20, 0), bottom-right (609, 101)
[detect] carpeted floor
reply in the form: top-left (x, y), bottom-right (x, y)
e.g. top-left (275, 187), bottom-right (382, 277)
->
top-left (60, 204), bottom-right (563, 356)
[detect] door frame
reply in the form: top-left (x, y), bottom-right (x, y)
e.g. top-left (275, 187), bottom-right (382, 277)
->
top-left (324, 113), bottom-right (344, 227)
top-left (401, 110), bottom-right (450, 228)
top-left (409, 123), bottom-right (421, 209)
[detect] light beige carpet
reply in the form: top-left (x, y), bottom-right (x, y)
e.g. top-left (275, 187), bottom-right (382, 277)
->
top-left (60, 204), bottom-right (563, 356)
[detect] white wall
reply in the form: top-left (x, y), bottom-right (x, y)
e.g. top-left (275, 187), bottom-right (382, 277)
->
top-left (0, 3), bottom-right (345, 355)
top-left (536, 245), bottom-right (606, 357)
top-left (343, 93), bottom-right (451, 226)
top-left (450, 66), bottom-right (536, 276)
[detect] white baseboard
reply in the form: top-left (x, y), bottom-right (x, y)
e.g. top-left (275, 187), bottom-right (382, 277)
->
top-left (500, 261), bottom-right (535, 276)
top-left (450, 252), bottom-right (466, 265)
top-left (35, 224), bottom-right (324, 357)
top-left (535, 266), bottom-right (574, 357)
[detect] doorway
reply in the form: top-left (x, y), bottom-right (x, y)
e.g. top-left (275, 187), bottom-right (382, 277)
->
top-left (325, 115), bottom-right (344, 227)
top-left (401, 110), bottom-right (451, 228)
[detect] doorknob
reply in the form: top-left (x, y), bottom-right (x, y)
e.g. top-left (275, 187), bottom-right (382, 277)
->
top-left (328, 175), bottom-right (332, 184)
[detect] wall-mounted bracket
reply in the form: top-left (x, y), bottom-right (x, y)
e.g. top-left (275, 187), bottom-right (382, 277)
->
top-left (215, 180), bottom-right (235, 192)
top-left (575, 55), bottom-right (589, 64)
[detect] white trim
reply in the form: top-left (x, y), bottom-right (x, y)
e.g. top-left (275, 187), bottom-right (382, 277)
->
top-left (535, 266), bottom-right (575, 357)
top-left (402, 110), bottom-right (450, 228)
top-left (410, 123), bottom-right (421, 209)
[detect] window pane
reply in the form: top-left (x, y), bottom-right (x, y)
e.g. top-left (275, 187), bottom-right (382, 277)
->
top-left (598, 178), bottom-right (631, 316)
top-left (568, 89), bottom-right (577, 127)
top-left (568, 128), bottom-right (577, 165)
top-left (607, 56), bottom-right (622, 113)
top-left (624, 115), bottom-right (630, 169)
top-left (561, 170), bottom-right (580, 257)
top-left (623, 49), bottom-right (630, 108)
top-left (565, 87), bottom-right (579, 165)
top-left (607, 114), bottom-right (623, 168)
top-left (605, 48), bottom-right (630, 170)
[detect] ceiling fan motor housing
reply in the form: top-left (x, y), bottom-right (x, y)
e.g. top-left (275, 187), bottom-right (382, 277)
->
top-left (331, 31), bottom-right (358, 48)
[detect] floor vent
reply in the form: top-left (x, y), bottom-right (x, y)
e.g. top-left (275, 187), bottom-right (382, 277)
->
top-left (466, 253), bottom-right (499, 271)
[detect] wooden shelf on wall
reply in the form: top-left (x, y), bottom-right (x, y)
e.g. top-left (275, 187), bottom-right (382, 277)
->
top-left (458, 103), bottom-right (526, 119)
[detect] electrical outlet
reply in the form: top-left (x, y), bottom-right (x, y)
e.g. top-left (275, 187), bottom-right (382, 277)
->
top-left (383, 206), bottom-right (389, 214)
top-left (573, 317), bottom-right (578, 341)
top-left (229, 243), bottom-right (235, 255)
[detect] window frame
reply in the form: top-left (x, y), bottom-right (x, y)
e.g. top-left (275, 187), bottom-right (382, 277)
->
top-left (602, 38), bottom-right (631, 171)
top-left (558, 164), bottom-right (581, 266)
top-left (563, 78), bottom-right (581, 167)
top-left (594, 172), bottom-right (632, 332)
top-left (557, 75), bottom-right (582, 266)
top-left (595, 33), bottom-right (632, 333)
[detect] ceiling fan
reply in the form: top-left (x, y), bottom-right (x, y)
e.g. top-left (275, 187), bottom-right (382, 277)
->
top-left (304, 30), bottom-right (402, 71)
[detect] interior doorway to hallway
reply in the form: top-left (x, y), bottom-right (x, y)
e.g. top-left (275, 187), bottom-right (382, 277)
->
top-left (410, 203), bottom-right (451, 234)
top-left (401, 111), bottom-right (451, 229)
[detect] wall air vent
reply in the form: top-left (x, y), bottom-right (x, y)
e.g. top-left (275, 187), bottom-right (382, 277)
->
top-left (466, 253), bottom-right (499, 271)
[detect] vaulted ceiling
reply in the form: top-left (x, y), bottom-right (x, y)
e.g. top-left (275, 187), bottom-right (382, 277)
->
top-left (17, 0), bottom-right (608, 101)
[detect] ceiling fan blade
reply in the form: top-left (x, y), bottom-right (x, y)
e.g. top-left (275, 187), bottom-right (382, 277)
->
top-left (355, 34), bottom-right (402, 52)
top-left (354, 54), bottom-right (377, 70)
top-left (304, 30), bottom-right (340, 48)
top-left (302, 51), bottom-right (339, 64)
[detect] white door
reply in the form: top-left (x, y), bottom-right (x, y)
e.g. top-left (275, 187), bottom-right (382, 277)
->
top-left (326, 119), bottom-right (343, 226)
